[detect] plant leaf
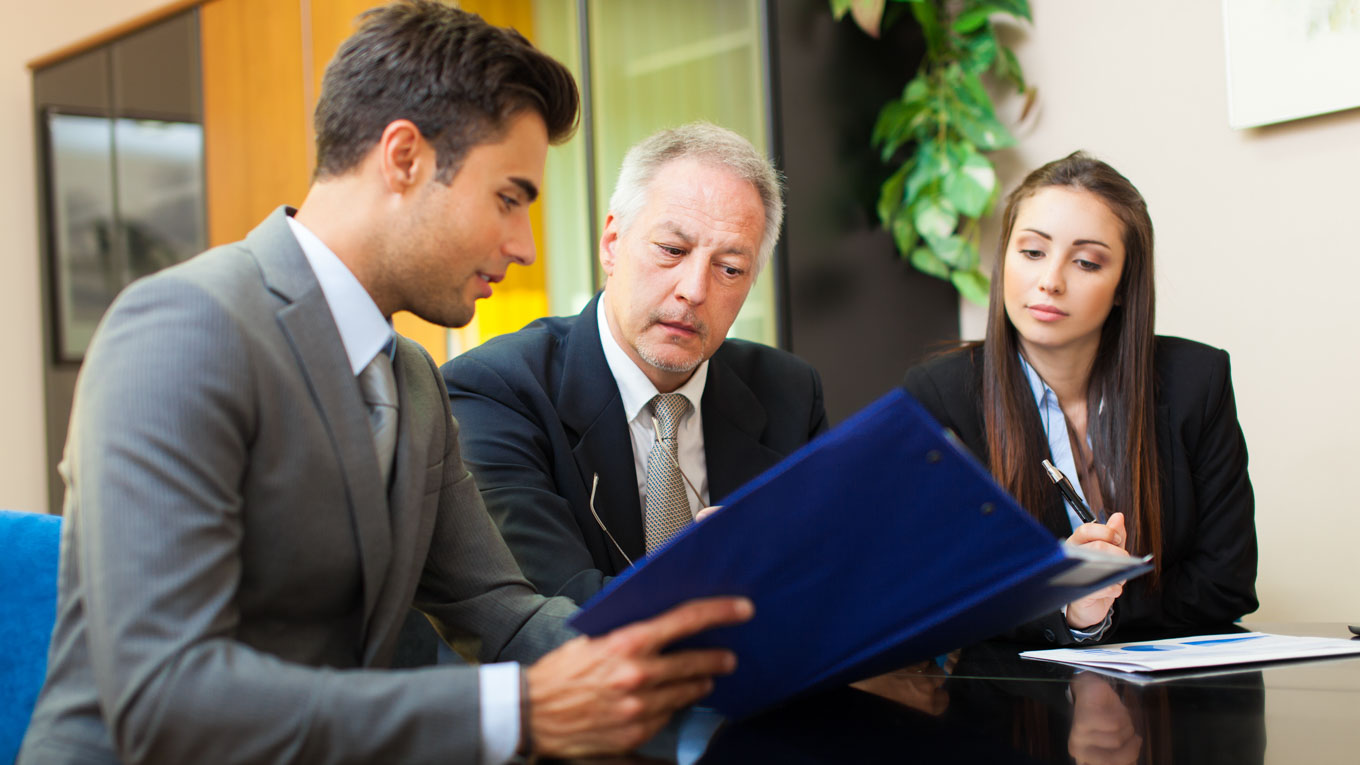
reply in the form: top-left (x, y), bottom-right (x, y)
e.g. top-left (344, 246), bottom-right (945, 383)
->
top-left (877, 159), bottom-right (912, 226)
top-left (995, 46), bottom-right (1026, 92)
top-left (950, 100), bottom-right (1015, 151)
top-left (933, 235), bottom-right (971, 268)
top-left (911, 247), bottom-right (952, 281)
top-left (907, 0), bottom-right (945, 56)
top-left (953, 69), bottom-right (994, 113)
top-left (875, 99), bottom-right (931, 160)
top-left (892, 214), bottom-right (918, 255)
top-left (990, 0), bottom-right (1028, 22)
top-left (902, 76), bottom-right (930, 106)
top-left (953, 6), bottom-right (993, 34)
top-left (942, 147), bottom-right (997, 218)
top-left (849, 0), bottom-right (886, 38)
top-left (904, 143), bottom-right (942, 202)
top-left (960, 24), bottom-right (998, 74)
top-left (912, 196), bottom-right (959, 247)
top-left (952, 269), bottom-right (992, 306)
top-left (830, 0), bottom-right (855, 20)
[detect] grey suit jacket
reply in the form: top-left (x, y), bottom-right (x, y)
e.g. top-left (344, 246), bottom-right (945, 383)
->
top-left (19, 207), bottom-right (577, 764)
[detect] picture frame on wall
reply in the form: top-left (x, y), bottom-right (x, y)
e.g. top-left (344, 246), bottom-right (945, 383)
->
top-left (1223, 0), bottom-right (1360, 129)
top-left (42, 108), bottom-right (206, 363)
top-left (43, 109), bottom-right (120, 364)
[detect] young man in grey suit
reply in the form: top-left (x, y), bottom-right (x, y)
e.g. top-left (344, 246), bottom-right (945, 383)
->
top-left (18, 3), bottom-right (750, 763)
top-left (442, 123), bottom-right (829, 604)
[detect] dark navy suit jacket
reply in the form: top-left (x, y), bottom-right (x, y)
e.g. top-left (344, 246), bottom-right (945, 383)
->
top-left (442, 294), bottom-right (828, 604)
top-left (903, 336), bottom-right (1258, 644)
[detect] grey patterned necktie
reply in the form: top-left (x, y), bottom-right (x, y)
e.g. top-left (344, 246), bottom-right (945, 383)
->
top-left (644, 393), bottom-right (693, 553)
top-left (358, 339), bottom-right (399, 488)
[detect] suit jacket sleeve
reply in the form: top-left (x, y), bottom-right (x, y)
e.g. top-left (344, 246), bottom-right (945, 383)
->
top-left (445, 352), bottom-right (611, 604)
top-left (66, 277), bottom-right (550, 764)
top-left (1117, 347), bottom-right (1258, 632)
top-left (415, 351), bottom-right (579, 659)
top-left (904, 355), bottom-right (1088, 647)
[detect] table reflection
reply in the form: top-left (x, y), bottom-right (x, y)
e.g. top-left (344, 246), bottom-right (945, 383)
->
top-left (687, 641), bottom-right (1267, 764)
top-left (553, 625), bottom-right (1357, 764)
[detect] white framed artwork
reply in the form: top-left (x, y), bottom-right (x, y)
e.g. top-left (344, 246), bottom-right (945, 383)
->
top-left (1223, 0), bottom-right (1360, 128)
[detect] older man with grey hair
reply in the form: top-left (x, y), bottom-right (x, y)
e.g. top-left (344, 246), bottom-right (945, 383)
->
top-left (441, 122), bottom-right (827, 604)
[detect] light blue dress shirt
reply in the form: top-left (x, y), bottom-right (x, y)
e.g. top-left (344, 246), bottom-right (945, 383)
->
top-left (286, 216), bottom-right (521, 764)
top-left (1017, 353), bottom-right (1113, 640)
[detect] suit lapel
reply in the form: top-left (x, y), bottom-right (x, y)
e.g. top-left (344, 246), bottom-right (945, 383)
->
top-left (702, 353), bottom-right (781, 503)
top-left (559, 295), bottom-right (645, 564)
top-left (249, 207), bottom-right (391, 635)
top-left (362, 339), bottom-right (441, 664)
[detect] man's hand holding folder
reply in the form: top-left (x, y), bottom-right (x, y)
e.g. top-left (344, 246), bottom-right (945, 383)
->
top-left (527, 597), bottom-right (753, 757)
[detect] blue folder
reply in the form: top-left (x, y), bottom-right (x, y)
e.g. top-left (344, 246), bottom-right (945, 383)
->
top-left (569, 388), bottom-right (1152, 719)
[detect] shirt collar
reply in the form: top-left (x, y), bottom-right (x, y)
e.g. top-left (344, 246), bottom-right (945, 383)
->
top-left (597, 292), bottom-right (708, 424)
top-left (287, 215), bottom-right (393, 375)
top-left (1017, 351), bottom-right (1055, 410)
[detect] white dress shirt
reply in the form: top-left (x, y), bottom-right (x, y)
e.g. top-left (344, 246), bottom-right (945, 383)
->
top-left (597, 294), bottom-right (711, 517)
top-left (287, 215), bottom-right (520, 765)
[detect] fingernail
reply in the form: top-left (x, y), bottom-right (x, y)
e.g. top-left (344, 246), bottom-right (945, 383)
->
top-left (736, 598), bottom-right (755, 619)
top-left (725, 653), bottom-right (738, 673)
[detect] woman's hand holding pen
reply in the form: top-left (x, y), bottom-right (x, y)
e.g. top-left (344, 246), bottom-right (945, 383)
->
top-left (1065, 512), bottom-right (1129, 630)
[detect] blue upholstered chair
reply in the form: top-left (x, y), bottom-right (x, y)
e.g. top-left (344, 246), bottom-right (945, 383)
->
top-left (0, 509), bottom-right (62, 762)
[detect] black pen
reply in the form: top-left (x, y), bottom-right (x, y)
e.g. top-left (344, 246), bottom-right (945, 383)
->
top-left (1042, 459), bottom-right (1097, 524)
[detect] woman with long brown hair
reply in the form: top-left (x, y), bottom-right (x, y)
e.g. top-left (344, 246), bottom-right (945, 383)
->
top-left (904, 152), bottom-right (1257, 644)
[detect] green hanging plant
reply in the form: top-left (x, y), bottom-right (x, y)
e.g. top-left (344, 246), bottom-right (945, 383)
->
top-left (831, 0), bottom-right (1033, 305)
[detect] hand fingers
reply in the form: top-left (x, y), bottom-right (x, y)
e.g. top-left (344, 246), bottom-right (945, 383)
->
top-left (622, 675), bottom-right (717, 719)
top-left (611, 596), bottom-right (754, 653)
top-left (1105, 513), bottom-right (1127, 548)
top-left (1075, 540), bottom-right (1130, 558)
top-left (1069, 523), bottom-right (1125, 548)
top-left (1074, 583), bottom-right (1124, 609)
top-left (694, 505), bottom-right (721, 522)
top-left (609, 648), bottom-right (737, 693)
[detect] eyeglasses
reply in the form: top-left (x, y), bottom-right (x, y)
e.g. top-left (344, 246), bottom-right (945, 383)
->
top-left (587, 418), bottom-right (704, 567)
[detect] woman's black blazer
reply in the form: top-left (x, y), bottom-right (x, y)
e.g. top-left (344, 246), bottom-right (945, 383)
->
top-left (902, 336), bottom-right (1258, 644)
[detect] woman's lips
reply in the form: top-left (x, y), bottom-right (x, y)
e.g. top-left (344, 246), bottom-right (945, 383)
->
top-left (1026, 304), bottom-right (1068, 322)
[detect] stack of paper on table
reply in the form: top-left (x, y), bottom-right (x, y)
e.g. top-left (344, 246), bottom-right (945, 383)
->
top-left (1021, 633), bottom-right (1360, 676)
top-left (569, 389), bottom-right (1153, 718)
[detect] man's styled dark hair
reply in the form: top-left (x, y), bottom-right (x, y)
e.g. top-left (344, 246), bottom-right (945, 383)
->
top-left (313, 0), bottom-right (579, 183)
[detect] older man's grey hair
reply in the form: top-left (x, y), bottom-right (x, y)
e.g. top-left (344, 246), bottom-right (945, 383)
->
top-left (607, 122), bottom-right (785, 274)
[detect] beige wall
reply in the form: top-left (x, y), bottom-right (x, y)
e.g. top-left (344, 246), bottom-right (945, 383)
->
top-left (0, 0), bottom-right (175, 514)
top-left (961, 2), bottom-right (1360, 621)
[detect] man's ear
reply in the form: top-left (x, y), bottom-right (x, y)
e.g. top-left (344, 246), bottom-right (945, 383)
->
top-left (599, 213), bottom-right (621, 277)
top-left (376, 119), bottom-right (430, 193)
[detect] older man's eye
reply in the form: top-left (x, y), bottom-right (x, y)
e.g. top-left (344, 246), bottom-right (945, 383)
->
top-left (655, 243), bottom-right (684, 256)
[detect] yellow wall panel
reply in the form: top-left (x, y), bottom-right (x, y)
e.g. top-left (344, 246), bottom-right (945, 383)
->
top-left (205, 0), bottom-right (552, 364)
top-left (458, 0), bottom-right (549, 345)
top-left (201, 0), bottom-right (311, 246)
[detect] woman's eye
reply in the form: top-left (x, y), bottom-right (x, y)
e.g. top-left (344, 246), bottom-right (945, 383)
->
top-left (1019, 249), bottom-right (1044, 259)
top-left (499, 194), bottom-right (519, 209)
top-left (1075, 259), bottom-right (1101, 272)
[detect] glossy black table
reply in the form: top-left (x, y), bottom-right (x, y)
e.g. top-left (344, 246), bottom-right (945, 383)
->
top-left (559, 622), bottom-right (1360, 764)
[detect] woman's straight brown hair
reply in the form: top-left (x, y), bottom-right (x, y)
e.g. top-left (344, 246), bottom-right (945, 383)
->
top-left (981, 151), bottom-right (1162, 583)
